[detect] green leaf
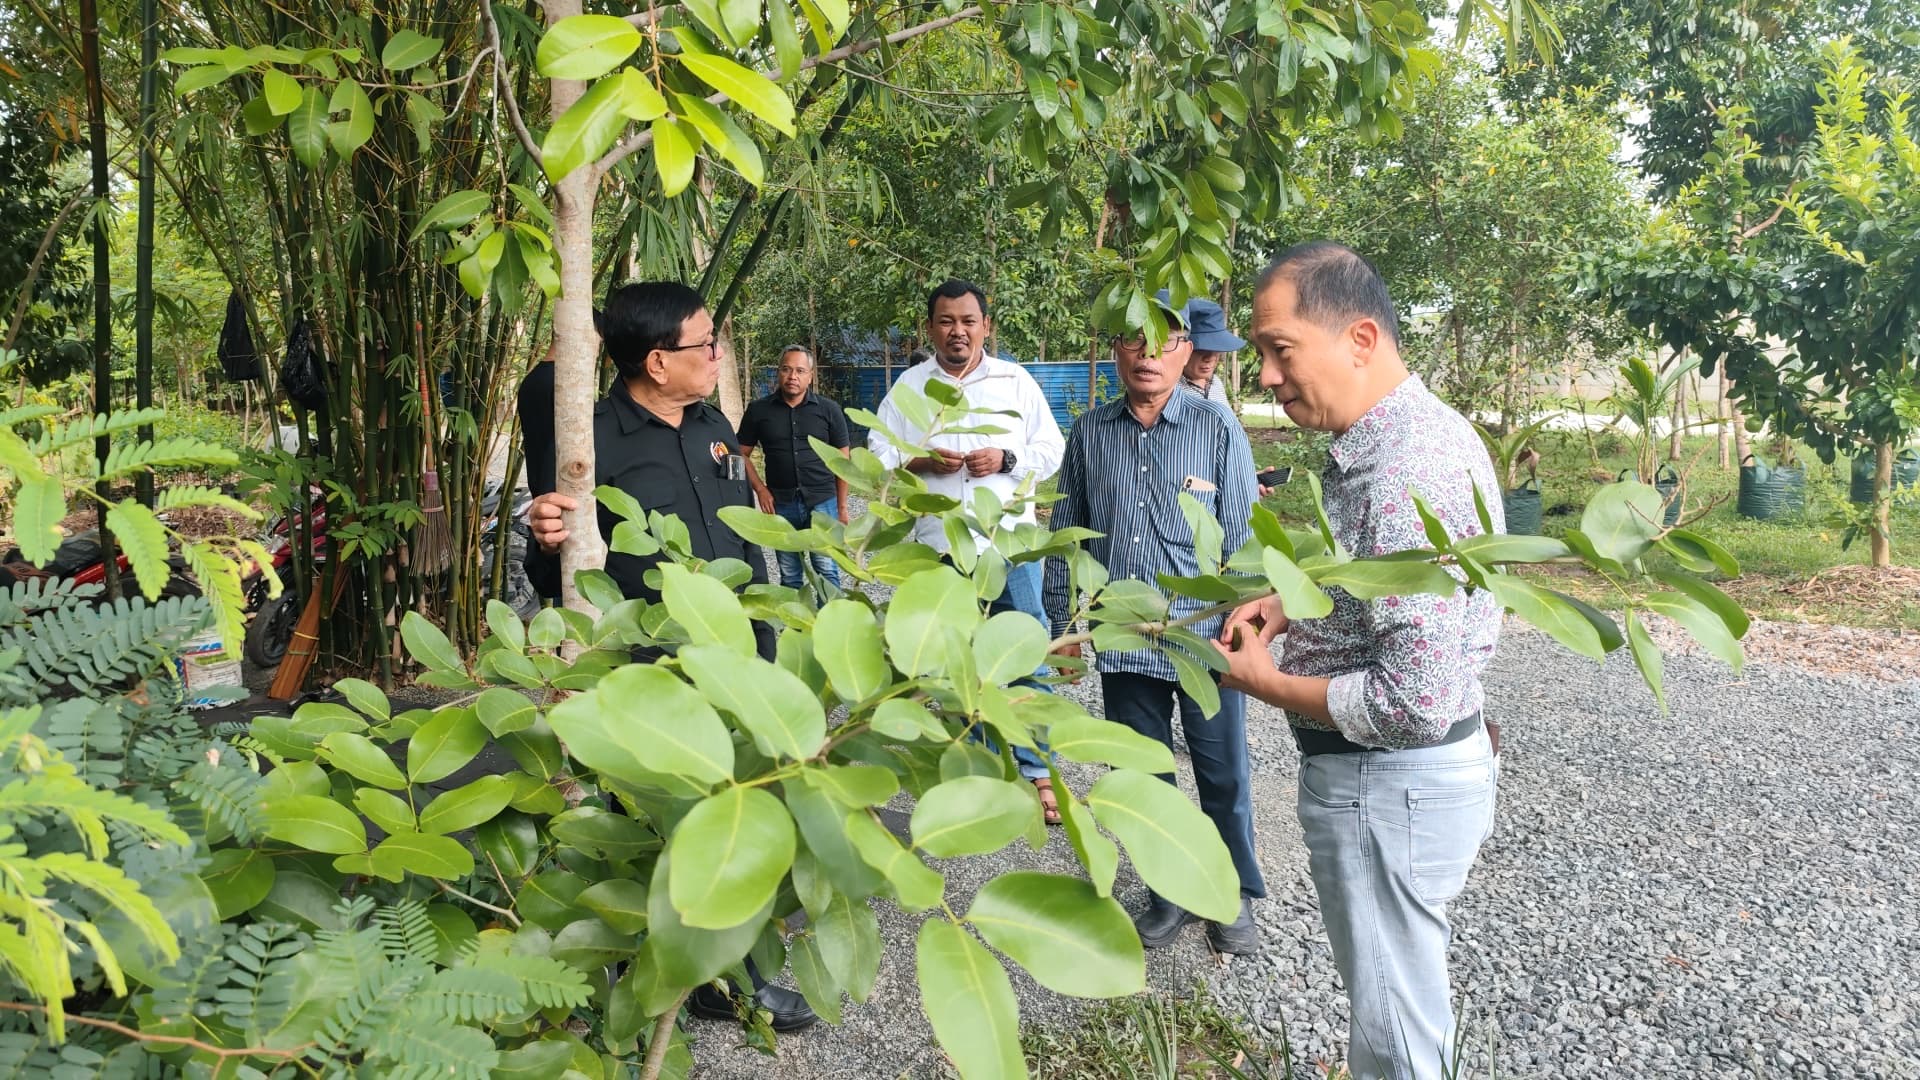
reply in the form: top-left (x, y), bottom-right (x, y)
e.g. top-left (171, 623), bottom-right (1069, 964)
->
top-left (669, 786), bottom-right (796, 929)
top-left (1052, 763), bottom-right (1118, 896)
top-left (380, 28), bottom-right (442, 71)
top-left (418, 775), bottom-right (517, 835)
top-left (1310, 557), bottom-right (1461, 601)
top-left (354, 788), bottom-right (416, 835)
top-left (802, 764), bottom-right (898, 808)
top-left (519, 869), bottom-right (590, 929)
top-left (549, 664), bottom-right (734, 786)
top-left (475, 811), bottom-right (541, 881)
top-left (1086, 770), bottom-right (1238, 923)
top-left (372, 831), bottom-right (475, 879)
top-left (1486, 575), bottom-right (1606, 661)
top-left (401, 610), bottom-right (465, 673)
top-left (716, 0), bottom-right (761, 46)
top-left (846, 810), bottom-right (944, 910)
top-left (814, 893), bottom-right (881, 1003)
top-left (476, 687), bottom-right (536, 736)
top-left (1651, 570), bottom-right (1749, 640)
top-left (885, 566), bottom-right (981, 677)
top-left (966, 872), bottom-right (1143, 997)
top-left (676, 52), bottom-right (796, 136)
top-left (1045, 714), bottom-right (1175, 773)
top-left (1262, 547), bottom-right (1334, 621)
top-left (869, 698), bottom-right (948, 743)
top-left (261, 68), bottom-right (302, 115)
top-left (1580, 481), bottom-right (1665, 565)
top-left (10, 475), bottom-right (64, 566)
top-left (1640, 591), bottom-right (1744, 673)
top-left (679, 645), bottom-right (826, 760)
top-left (1663, 528), bottom-right (1740, 577)
top-left (260, 793), bottom-right (367, 855)
top-left (910, 776), bottom-right (1037, 858)
top-left (201, 848), bottom-right (275, 920)
top-left (971, 611), bottom-right (1048, 687)
top-left (536, 14), bottom-right (643, 79)
top-left (410, 189), bottom-right (491, 241)
top-left (660, 563), bottom-right (756, 656)
top-left (768, 0), bottom-right (803, 79)
top-left (916, 920), bottom-right (1026, 1080)
top-left (551, 917), bottom-right (632, 971)
top-left (173, 63), bottom-right (235, 96)
top-left (319, 732), bottom-right (407, 789)
top-left (646, 855), bottom-right (768, 986)
top-left (333, 677), bottom-right (390, 722)
top-left (105, 501), bottom-right (170, 600)
top-left (813, 600), bottom-right (890, 702)
top-left (578, 879), bottom-right (650, 935)
top-left (616, 67), bottom-right (668, 121)
top-left (652, 115), bottom-right (700, 196)
top-left (1624, 608), bottom-right (1665, 711)
top-left (549, 806), bottom-right (660, 861)
top-left (789, 935), bottom-right (843, 1023)
top-left (1177, 492), bottom-right (1226, 575)
top-left (783, 779), bottom-right (885, 899)
top-left (406, 707), bottom-right (487, 784)
top-left (1451, 533), bottom-right (1573, 564)
top-left (542, 74), bottom-right (630, 182)
top-left (670, 92), bottom-right (764, 187)
top-left (325, 78), bottom-right (373, 157)
top-left (1167, 646), bottom-right (1221, 720)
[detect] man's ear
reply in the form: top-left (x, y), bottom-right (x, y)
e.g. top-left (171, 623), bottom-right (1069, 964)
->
top-left (1347, 317), bottom-right (1380, 365)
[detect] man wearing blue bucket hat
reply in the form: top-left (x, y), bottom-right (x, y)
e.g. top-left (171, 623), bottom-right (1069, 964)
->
top-left (1181, 296), bottom-right (1242, 409)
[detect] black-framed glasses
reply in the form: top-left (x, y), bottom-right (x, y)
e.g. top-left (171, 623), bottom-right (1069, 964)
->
top-left (661, 338), bottom-right (721, 358)
top-left (1111, 333), bottom-right (1191, 355)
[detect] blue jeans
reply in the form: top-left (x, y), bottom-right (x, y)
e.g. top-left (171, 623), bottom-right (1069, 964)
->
top-left (968, 559), bottom-right (1055, 782)
top-left (1099, 671), bottom-right (1265, 899)
top-left (774, 494), bottom-right (841, 591)
top-left (1297, 724), bottom-right (1496, 1080)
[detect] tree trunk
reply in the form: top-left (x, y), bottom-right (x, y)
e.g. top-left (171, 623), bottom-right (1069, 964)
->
top-left (1870, 441), bottom-right (1893, 568)
top-left (1668, 369), bottom-right (1685, 461)
top-left (547, 0), bottom-right (605, 624)
top-left (134, 0), bottom-right (158, 508)
top-left (1716, 368), bottom-right (1731, 468)
top-left (80, 0), bottom-right (120, 597)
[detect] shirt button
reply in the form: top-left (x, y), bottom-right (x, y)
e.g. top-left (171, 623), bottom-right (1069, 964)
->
top-left (1132, 536), bottom-right (1140, 543)
top-left (1139, 465), bottom-right (1148, 472)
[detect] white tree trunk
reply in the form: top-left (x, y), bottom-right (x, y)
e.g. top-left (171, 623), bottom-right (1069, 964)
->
top-left (547, 0), bottom-right (605, 623)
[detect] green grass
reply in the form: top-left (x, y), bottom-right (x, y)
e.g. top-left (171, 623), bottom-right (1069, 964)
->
top-left (1246, 427), bottom-right (1920, 630)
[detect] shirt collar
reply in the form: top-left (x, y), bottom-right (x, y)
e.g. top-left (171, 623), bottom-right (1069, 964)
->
top-left (767, 389), bottom-right (815, 407)
top-left (1099, 384), bottom-right (1192, 427)
top-left (1329, 373), bottom-right (1424, 471)
top-left (611, 379), bottom-right (679, 436)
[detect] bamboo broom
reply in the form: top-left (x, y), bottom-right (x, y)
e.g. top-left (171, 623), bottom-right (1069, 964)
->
top-left (415, 365), bottom-right (452, 572)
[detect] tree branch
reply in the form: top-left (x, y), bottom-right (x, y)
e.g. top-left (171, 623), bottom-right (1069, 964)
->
top-left (640, 990), bottom-right (690, 1080)
top-left (0, 1002), bottom-right (314, 1061)
top-left (595, 6), bottom-right (984, 174)
top-left (483, 1), bottom-right (544, 165)
top-left (4, 187), bottom-right (88, 353)
top-left (625, 4), bottom-right (672, 29)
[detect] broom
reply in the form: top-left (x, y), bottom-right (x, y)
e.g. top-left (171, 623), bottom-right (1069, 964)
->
top-left (415, 365), bottom-right (452, 573)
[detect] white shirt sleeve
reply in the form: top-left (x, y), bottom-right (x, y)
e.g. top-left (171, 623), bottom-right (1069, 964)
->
top-left (1013, 370), bottom-right (1066, 483)
top-left (868, 375), bottom-right (918, 469)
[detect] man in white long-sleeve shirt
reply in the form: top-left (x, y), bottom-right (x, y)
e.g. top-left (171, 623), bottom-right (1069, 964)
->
top-left (869, 278), bottom-right (1068, 818)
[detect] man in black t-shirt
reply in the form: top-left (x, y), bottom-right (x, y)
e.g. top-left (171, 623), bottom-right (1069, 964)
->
top-left (737, 345), bottom-right (851, 595)
top-left (514, 348), bottom-right (560, 601)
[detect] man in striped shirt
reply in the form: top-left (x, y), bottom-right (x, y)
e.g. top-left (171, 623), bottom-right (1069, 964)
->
top-left (1045, 292), bottom-right (1266, 955)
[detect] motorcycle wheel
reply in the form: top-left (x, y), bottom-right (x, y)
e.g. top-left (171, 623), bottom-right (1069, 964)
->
top-left (245, 591), bottom-right (300, 669)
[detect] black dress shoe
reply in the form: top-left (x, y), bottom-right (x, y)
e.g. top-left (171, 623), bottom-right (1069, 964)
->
top-left (686, 979), bottom-right (820, 1032)
top-left (1206, 897), bottom-right (1259, 956)
top-left (1132, 892), bottom-right (1197, 949)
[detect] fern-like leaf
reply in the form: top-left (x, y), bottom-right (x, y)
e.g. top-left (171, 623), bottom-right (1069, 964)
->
top-left (154, 485), bottom-right (262, 522)
top-left (464, 952), bottom-right (592, 1010)
top-left (371, 1017), bottom-right (499, 1080)
top-left (0, 593), bottom-right (209, 698)
top-left (375, 900), bottom-right (438, 965)
top-left (0, 762), bottom-right (189, 854)
top-left (179, 542), bottom-right (247, 666)
top-left (39, 698), bottom-right (127, 789)
top-left (173, 754), bottom-right (265, 843)
top-left (33, 852), bottom-right (180, 968)
top-left (308, 958), bottom-right (430, 1061)
top-left (411, 966), bottom-right (524, 1023)
top-left (215, 921), bottom-right (308, 1038)
top-left (9, 476), bottom-right (64, 568)
top-left (103, 502), bottom-right (173, 602)
top-left (98, 437), bottom-right (239, 480)
top-left (28, 408), bottom-right (169, 455)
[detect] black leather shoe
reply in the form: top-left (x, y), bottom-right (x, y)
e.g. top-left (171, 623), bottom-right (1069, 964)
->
top-left (1206, 897), bottom-right (1260, 956)
top-left (1132, 892), bottom-right (1197, 949)
top-left (686, 979), bottom-right (820, 1032)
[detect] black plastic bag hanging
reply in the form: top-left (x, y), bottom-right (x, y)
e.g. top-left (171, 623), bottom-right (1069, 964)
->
top-left (280, 314), bottom-right (328, 411)
top-left (216, 289), bottom-right (261, 382)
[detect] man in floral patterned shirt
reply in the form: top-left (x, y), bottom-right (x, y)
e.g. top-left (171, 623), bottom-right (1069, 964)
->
top-left (1215, 242), bottom-right (1501, 1080)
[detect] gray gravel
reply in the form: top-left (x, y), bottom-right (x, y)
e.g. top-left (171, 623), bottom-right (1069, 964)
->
top-left (690, 616), bottom-right (1920, 1079)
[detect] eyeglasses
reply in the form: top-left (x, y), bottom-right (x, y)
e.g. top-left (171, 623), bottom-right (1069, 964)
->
top-left (661, 338), bottom-right (720, 358)
top-left (1112, 333), bottom-right (1191, 356)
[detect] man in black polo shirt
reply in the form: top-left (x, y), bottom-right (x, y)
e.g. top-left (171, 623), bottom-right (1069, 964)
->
top-left (525, 281), bottom-right (816, 1034)
top-left (737, 345), bottom-right (851, 595)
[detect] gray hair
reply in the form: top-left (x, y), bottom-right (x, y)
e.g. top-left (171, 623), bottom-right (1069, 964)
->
top-left (1257, 241), bottom-right (1401, 347)
top-left (777, 345), bottom-right (816, 369)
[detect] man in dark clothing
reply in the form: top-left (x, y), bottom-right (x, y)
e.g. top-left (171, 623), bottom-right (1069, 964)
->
top-left (737, 345), bottom-right (851, 595)
top-left (523, 282), bottom-right (815, 1033)
top-left (514, 349), bottom-right (560, 601)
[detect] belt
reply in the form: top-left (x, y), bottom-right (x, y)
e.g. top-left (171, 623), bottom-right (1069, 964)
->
top-left (1293, 711), bottom-right (1483, 757)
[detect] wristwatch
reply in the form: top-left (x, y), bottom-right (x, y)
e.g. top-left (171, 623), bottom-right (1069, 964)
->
top-left (998, 450), bottom-right (1018, 474)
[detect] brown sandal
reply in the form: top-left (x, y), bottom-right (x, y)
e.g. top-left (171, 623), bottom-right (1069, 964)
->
top-left (1031, 777), bottom-right (1063, 826)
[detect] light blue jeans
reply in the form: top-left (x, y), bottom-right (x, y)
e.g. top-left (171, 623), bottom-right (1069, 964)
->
top-left (967, 559), bottom-right (1055, 782)
top-left (774, 494), bottom-right (841, 591)
top-left (1296, 724), bottom-right (1497, 1080)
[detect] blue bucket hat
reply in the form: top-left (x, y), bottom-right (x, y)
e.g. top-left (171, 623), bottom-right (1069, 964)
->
top-left (1150, 288), bottom-right (1192, 330)
top-left (1185, 297), bottom-right (1246, 352)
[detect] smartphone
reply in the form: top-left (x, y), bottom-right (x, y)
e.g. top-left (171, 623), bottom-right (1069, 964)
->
top-left (1257, 466), bottom-right (1292, 489)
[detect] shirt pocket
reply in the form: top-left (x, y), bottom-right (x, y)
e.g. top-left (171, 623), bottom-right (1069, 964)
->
top-left (1150, 482), bottom-right (1216, 555)
top-left (606, 462), bottom-right (681, 516)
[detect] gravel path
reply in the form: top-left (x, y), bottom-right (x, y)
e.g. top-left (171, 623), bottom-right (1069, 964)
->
top-left (691, 622), bottom-right (1920, 1080)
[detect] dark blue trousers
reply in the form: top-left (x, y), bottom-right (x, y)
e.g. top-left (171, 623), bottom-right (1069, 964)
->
top-left (1099, 671), bottom-right (1266, 899)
